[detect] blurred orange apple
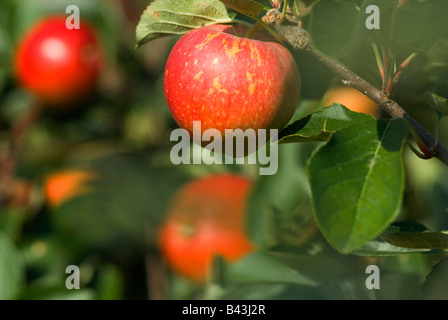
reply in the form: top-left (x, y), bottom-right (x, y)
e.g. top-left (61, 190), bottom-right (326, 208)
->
top-left (322, 86), bottom-right (380, 118)
top-left (44, 169), bottom-right (96, 208)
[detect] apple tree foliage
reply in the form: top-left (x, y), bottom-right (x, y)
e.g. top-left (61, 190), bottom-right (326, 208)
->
top-left (0, 0), bottom-right (448, 300)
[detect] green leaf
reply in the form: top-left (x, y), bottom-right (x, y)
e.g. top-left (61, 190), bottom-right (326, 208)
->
top-left (308, 0), bottom-right (360, 57)
top-left (218, 0), bottom-right (264, 18)
top-left (363, 0), bottom-right (448, 54)
top-left (95, 264), bottom-right (124, 300)
top-left (424, 91), bottom-right (448, 117)
top-left (422, 258), bottom-right (448, 300)
top-left (276, 104), bottom-right (374, 143)
top-left (226, 251), bottom-right (317, 286)
top-left (0, 208), bottom-right (28, 241)
top-left (136, 0), bottom-right (233, 47)
top-left (0, 232), bottom-right (25, 299)
top-left (269, 251), bottom-right (345, 283)
top-left (307, 118), bottom-right (409, 253)
top-left (19, 285), bottom-right (95, 300)
top-left (352, 238), bottom-right (431, 256)
top-left (246, 144), bottom-right (312, 248)
top-left (386, 221), bottom-right (430, 233)
top-left (381, 231), bottom-right (448, 250)
top-left (218, 283), bottom-right (322, 300)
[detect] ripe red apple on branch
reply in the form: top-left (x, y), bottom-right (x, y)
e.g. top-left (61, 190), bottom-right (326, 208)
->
top-left (164, 24), bottom-right (301, 156)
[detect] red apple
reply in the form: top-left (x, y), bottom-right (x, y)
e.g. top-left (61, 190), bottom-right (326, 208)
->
top-left (164, 24), bottom-right (301, 155)
top-left (14, 16), bottom-right (102, 106)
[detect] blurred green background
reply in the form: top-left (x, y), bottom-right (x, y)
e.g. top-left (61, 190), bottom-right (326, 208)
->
top-left (0, 0), bottom-right (448, 300)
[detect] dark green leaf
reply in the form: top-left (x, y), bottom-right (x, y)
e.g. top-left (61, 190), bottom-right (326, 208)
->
top-left (219, 0), bottom-right (264, 18)
top-left (307, 118), bottom-right (409, 253)
top-left (422, 258), bottom-right (448, 300)
top-left (227, 251), bottom-right (317, 286)
top-left (136, 0), bottom-right (233, 47)
top-left (381, 231), bottom-right (448, 250)
top-left (218, 283), bottom-right (322, 299)
top-left (246, 144), bottom-right (311, 248)
top-left (386, 221), bottom-right (430, 233)
top-left (269, 251), bottom-right (345, 283)
top-left (95, 264), bottom-right (124, 300)
top-left (424, 91), bottom-right (448, 117)
top-left (276, 104), bottom-right (374, 143)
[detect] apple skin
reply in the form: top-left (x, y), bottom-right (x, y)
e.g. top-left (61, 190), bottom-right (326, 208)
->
top-left (14, 16), bottom-right (102, 106)
top-left (164, 24), bottom-right (301, 151)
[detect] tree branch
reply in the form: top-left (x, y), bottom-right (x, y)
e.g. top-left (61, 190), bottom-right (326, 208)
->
top-left (263, 9), bottom-right (448, 166)
top-left (0, 102), bottom-right (42, 206)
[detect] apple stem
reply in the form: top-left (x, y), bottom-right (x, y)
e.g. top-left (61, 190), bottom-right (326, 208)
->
top-left (244, 22), bottom-right (264, 39)
top-left (0, 101), bottom-right (42, 208)
top-left (262, 8), bottom-right (448, 167)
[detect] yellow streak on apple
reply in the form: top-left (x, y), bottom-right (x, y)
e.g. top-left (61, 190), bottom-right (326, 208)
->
top-left (193, 71), bottom-right (203, 80)
top-left (222, 39), bottom-right (243, 58)
top-left (195, 32), bottom-right (220, 50)
top-left (249, 43), bottom-right (262, 67)
top-left (212, 77), bottom-right (228, 94)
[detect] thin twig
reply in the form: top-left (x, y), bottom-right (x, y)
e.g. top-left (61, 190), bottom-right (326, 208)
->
top-left (145, 251), bottom-right (167, 300)
top-left (0, 102), bottom-right (42, 206)
top-left (263, 9), bottom-right (448, 166)
top-left (144, 223), bottom-right (167, 300)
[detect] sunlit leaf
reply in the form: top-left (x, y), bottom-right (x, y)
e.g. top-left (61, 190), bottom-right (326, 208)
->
top-left (276, 104), bottom-right (374, 143)
top-left (136, 0), bottom-right (233, 47)
top-left (219, 0), bottom-right (264, 18)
